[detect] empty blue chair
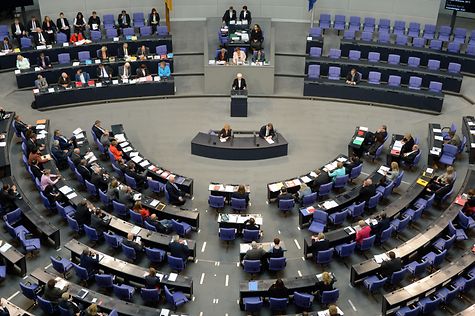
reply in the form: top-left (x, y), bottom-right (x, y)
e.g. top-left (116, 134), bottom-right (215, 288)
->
top-left (348, 16), bottom-right (361, 32)
top-left (408, 22), bottom-right (421, 37)
top-left (448, 62), bottom-right (461, 74)
top-left (147, 178), bottom-right (162, 195)
top-left (156, 45), bottom-right (167, 55)
top-left (316, 248), bottom-right (334, 265)
top-left (448, 221), bottom-right (467, 241)
top-left (423, 24), bottom-right (436, 40)
top-left (433, 234), bottom-right (455, 252)
top-left (129, 210), bottom-right (144, 226)
top-left (388, 75), bottom-right (401, 87)
top-left (104, 232), bottom-right (123, 250)
top-left (57, 53), bottom-right (70, 64)
top-left (269, 297), bottom-right (288, 312)
top-left (429, 39), bottom-right (442, 50)
top-left (18, 231), bottom-right (40, 256)
top-left (361, 31), bottom-right (373, 42)
top-left (321, 288), bottom-right (339, 305)
top-left (231, 197), bottom-right (247, 212)
top-left (393, 20), bottom-right (406, 35)
top-left (328, 48), bottom-right (341, 59)
top-left (309, 27), bottom-right (322, 37)
top-left (268, 257), bottom-right (287, 271)
top-left (357, 235), bottom-right (376, 252)
top-left (435, 285), bottom-right (459, 304)
top-left (50, 256), bottom-right (73, 277)
top-left (164, 285), bottom-right (189, 309)
top-left (328, 67), bottom-right (341, 80)
top-left (4, 208), bottom-right (22, 226)
top-left (5, 221), bottom-right (28, 240)
top-left (172, 219), bottom-right (192, 237)
top-left (294, 291), bottom-right (314, 310)
top-left (366, 192), bottom-right (381, 210)
top-left (302, 192), bottom-right (318, 207)
top-left (78, 51), bottom-right (91, 61)
top-left (376, 181), bottom-right (394, 200)
top-left (168, 255), bottom-right (186, 272)
top-left (37, 296), bottom-right (57, 314)
top-left (346, 201), bottom-right (365, 218)
top-left (408, 56), bottom-right (421, 67)
top-left (343, 29), bottom-right (356, 40)
top-left (157, 26), bottom-right (169, 36)
top-left (404, 204), bottom-right (424, 222)
top-left (368, 71), bottom-right (381, 84)
top-left (112, 201), bottom-right (127, 218)
top-left (427, 59), bottom-right (440, 71)
top-left (335, 241), bottom-right (356, 258)
top-left (20, 37), bottom-right (32, 48)
top-left (243, 259), bottom-right (261, 274)
top-left (414, 193), bottom-right (435, 210)
top-left (121, 243), bottom-right (138, 262)
top-left (422, 249), bottom-right (447, 270)
top-left (85, 180), bottom-right (98, 197)
top-left (319, 14), bottom-right (331, 30)
top-left (219, 228), bottom-right (236, 242)
top-left (124, 174), bottom-right (138, 190)
top-left (103, 14), bottom-right (115, 29)
top-left (56, 202), bottom-right (75, 220)
top-left (242, 229), bottom-right (260, 242)
top-left (72, 263), bottom-right (94, 284)
top-left (389, 268), bottom-right (408, 286)
top-left (318, 182), bottom-right (333, 198)
top-left (363, 17), bottom-right (375, 32)
top-left (333, 174), bottom-right (349, 190)
top-left (84, 224), bottom-right (102, 244)
top-left (56, 32), bottom-right (67, 44)
top-left (454, 274), bottom-right (475, 292)
top-left (438, 25), bottom-right (451, 42)
top-left (348, 50), bottom-right (361, 60)
top-left (308, 210), bottom-right (327, 233)
top-left (243, 297), bottom-right (263, 313)
top-left (368, 142), bottom-right (383, 161)
top-left (439, 144), bottom-right (458, 166)
top-left (405, 259), bottom-right (429, 277)
top-left (364, 275), bottom-right (388, 293)
top-left (396, 305), bottom-right (422, 316)
top-left (19, 282), bottom-right (39, 302)
top-left (379, 226), bottom-right (394, 245)
top-left (329, 209), bottom-right (348, 226)
top-left (333, 15), bottom-right (346, 32)
top-left (95, 274), bottom-right (114, 290)
top-left (429, 81), bottom-right (442, 93)
top-left (408, 76), bottom-right (422, 90)
top-left (133, 12), bottom-right (145, 27)
top-left (390, 215), bottom-right (411, 235)
top-left (308, 65), bottom-right (320, 80)
top-left (140, 26), bottom-right (152, 36)
top-left (447, 41), bottom-right (460, 53)
top-left (40, 191), bottom-right (55, 212)
top-left (141, 288), bottom-right (160, 304)
top-left (396, 34), bottom-right (408, 46)
top-left (349, 164), bottom-right (363, 182)
top-left (378, 32), bottom-right (390, 43)
top-left (279, 199), bottom-right (294, 214)
top-left (90, 30), bottom-right (101, 41)
top-left (453, 27), bottom-right (467, 43)
top-left (417, 296), bottom-right (441, 314)
top-left (145, 247), bottom-right (166, 264)
top-left (309, 46), bottom-right (322, 57)
top-left (458, 210), bottom-right (475, 229)
top-left (113, 284), bottom-right (135, 301)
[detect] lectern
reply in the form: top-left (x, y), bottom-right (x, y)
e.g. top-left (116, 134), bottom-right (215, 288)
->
top-left (230, 90), bottom-right (248, 117)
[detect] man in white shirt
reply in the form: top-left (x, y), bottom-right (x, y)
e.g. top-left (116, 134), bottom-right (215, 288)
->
top-left (118, 62), bottom-right (131, 79)
top-left (97, 64), bottom-right (112, 82)
top-left (239, 6), bottom-right (252, 24)
top-left (222, 6), bottom-right (237, 25)
top-left (33, 27), bottom-right (48, 46)
top-left (56, 12), bottom-right (71, 40)
top-left (11, 18), bottom-right (27, 45)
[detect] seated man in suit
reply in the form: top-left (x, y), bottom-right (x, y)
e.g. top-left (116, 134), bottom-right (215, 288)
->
top-left (357, 178), bottom-right (376, 203)
top-left (232, 73), bottom-right (246, 90)
top-left (37, 52), bottom-right (52, 69)
top-left (144, 267), bottom-right (161, 289)
top-left (136, 45), bottom-right (150, 60)
top-left (346, 68), bottom-right (360, 85)
top-left (122, 232), bottom-right (144, 253)
top-left (69, 148), bottom-right (82, 166)
top-left (97, 64), bottom-right (112, 83)
top-left (90, 208), bottom-right (109, 235)
top-left (77, 159), bottom-right (92, 182)
top-left (118, 62), bottom-right (132, 80)
top-left (166, 175), bottom-right (186, 206)
top-left (43, 279), bottom-right (68, 303)
top-left (80, 248), bottom-right (99, 274)
top-left (118, 185), bottom-right (134, 210)
top-left (401, 144), bottom-right (420, 164)
top-left (125, 161), bottom-right (149, 189)
top-left (54, 129), bottom-right (76, 150)
top-left (30, 159), bottom-right (43, 179)
top-left (136, 63), bottom-right (150, 78)
top-left (117, 10), bottom-right (131, 30)
top-left (222, 6), bottom-right (237, 25)
top-left (33, 27), bottom-right (49, 46)
top-left (58, 72), bottom-right (71, 88)
top-left (252, 50), bottom-right (266, 63)
top-left (14, 115), bottom-right (33, 139)
top-left (91, 166), bottom-right (109, 193)
top-left (1, 37), bottom-right (12, 51)
top-left (311, 233), bottom-right (330, 257)
top-left (145, 213), bottom-right (173, 234)
top-left (259, 122), bottom-right (275, 139)
top-left (169, 235), bottom-right (190, 261)
top-left (243, 241), bottom-right (266, 263)
top-left (92, 120), bottom-right (106, 140)
top-left (117, 42), bottom-right (130, 58)
top-left (35, 75), bottom-right (48, 90)
top-left (239, 6), bottom-right (252, 24)
top-left (11, 18), bottom-right (27, 45)
top-left (379, 251), bottom-right (402, 278)
top-left (75, 68), bottom-right (90, 85)
top-left (51, 140), bottom-right (69, 169)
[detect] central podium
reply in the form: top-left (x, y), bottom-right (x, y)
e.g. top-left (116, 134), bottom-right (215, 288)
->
top-left (230, 90), bottom-right (248, 117)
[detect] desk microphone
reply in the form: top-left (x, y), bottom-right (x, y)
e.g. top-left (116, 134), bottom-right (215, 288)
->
top-left (253, 132), bottom-right (256, 145)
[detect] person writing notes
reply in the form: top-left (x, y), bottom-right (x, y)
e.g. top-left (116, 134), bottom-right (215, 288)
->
top-left (158, 61), bottom-right (171, 79)
top-left (233, 47), bottom-right (246, 64)
top-left (259, 123), bottom-right (275, 140)
top-left (118, 62), bottom-right (131, 80)
top-left (219, 124), bottom-right (232, 142)
top-left (58, 72), bottom-right (71, 88)
top-left (232, 73), bottom-right (247, 90)
top-left (346, 68), bottom-right (360, 85)
top-left (16, 56), bottom-right (31, 70)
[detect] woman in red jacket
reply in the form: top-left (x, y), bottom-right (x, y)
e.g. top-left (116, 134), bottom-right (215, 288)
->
top-left (355, 220), bottom-right (371, 245)
top-left (109, 140), bottom-right (123, 161)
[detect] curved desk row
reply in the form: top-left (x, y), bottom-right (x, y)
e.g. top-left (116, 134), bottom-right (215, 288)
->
top-left (340, 39), bottom-right (475, 74)
top-left (31, 268), bottom-right (180, 316)
top-left (462, 116), bottom-right (475, 164)
top-left (111, 124), bottom-right (194, 196)
top-left (303, 78), bottom-right (444, 114)
top-left (65, 239), bottom-right (193, 294)
top-left (0, 298), bottom-right (34, 316)
top-left (33, 80), bottom-right (175, 109)
top-left (383, 251), bottom-right (475, 315)
top-left (305, 56), bottom-right (462, 92)
top-left (191, 132), bottom-right (288, 161)
top-left (350, 167), bottom-right (474, 287)
top-left (304, 168), bottom-right (432, 258)
top-left (16, 56), bottom-right (174, 88)
top-left (0, 35), bottom-right (172, 70)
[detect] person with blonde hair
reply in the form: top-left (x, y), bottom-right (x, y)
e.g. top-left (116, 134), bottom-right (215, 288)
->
top-left (83, 303), bottom-right (105, 316)
top-left (355, 220), bottom-right (371, 245)
top-left (16, 54), bottom-right (30, 69)
top-left (314, 271), bottom-right (334, 300)
top-left (328, 161), bottom-right (346, 181)
top-left (400, 133), bottom-right (415, 156)
top-left (298, 183), bottom-right (312, 203)
top-left (426, 166), bottom-right (455, 200)
top-left (328, 304), bottom-right (340, 316)
top-left (386, 161), bottom-right (400, 182)
top-left (218, 123), bottom-right (232, 141)
top-left (99, 46), bottom-right (108, 60)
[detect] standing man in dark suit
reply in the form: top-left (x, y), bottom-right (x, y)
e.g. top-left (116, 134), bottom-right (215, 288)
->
top-left (259, 123), bottom-right (276, 139)
top-left (239, 6), bottom-right (252, 25)
top-left (169, 235), bottom-right (189, 261)
top-left (57, 12), bottom-right (71, 41)
top-left (379, 251), bottom-right (402, 278)
top-left (357, 178), bottom-right (376, 203)
top-left (117, 10), bottom-right (131, 30)
top-left (166, 175), bottom-right (186, 206)
top-left (27, 15), bottom-right (40, 33)
top-left (80, 248), bottom-right (99, 274)
top-left (232, 73), bottom-right (247, 90)
top-left (222, 6), bottom-right (237, 25)
top-left (37, 53), bottom-right (52, 69)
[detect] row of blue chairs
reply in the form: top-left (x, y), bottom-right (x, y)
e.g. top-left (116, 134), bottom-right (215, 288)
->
top-left (209, 196), bottom-right (247, 212)
top-left (3, 208), bottom-right (41, 257)
top-left (309, 47), bottom-right (462, 74)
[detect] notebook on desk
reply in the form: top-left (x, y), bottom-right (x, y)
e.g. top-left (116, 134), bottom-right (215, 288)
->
top-left (248, 281), bottom-right (258, 291)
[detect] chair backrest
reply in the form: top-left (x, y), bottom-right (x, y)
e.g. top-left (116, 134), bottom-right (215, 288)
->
top-left (316, 248), bottom-right (334, 264)
top-left (408, 76), bottom-right (422, 89)
top-left (349, 16), bottom-right (361, 26)
top-left (368, 52), bottom-right (380, 63)
top-left (348, 50), bottom-right (361, 60)
top-left (390, 268), bottom-right (408, 285)
top-left (90, 30), bottom-right (101, 41)
top-left (106, 28), bottom-right (117, 38)
top-left (141, 288), bottom-right (159, 302)
top-left (429, 39), bottom-right (442, 50)
top-left (77, 51), bottom-right (91, 61)
top-left (443, 143), bottom-right (458, 156)
top-left (328, 67), bottom-right (341, 80)
top-left (123, 27), bottom-right (134, 36)
top-left (334, 174), bottom-right (349, 187)
top-left (57, 53), bottom-right (71, 64)
top-left (343, 29), bottom-right (356, 40)
top-left (359, 235), bottom-right (376, 251)
top-left (447, 42), bottom-right (460, 53)
top-left (140, 26), bottom-right (152, 36)
top-left (339, 241), bottom-right (356, 257)
top-left (309, 46), bottom-right (322, 57)
top-left (378, 32), bottom-right (390, 43)
top-left (243, 259), bottom-right (261, 273)
top-left (157, 26), bottom-right (168, 35)
top-left (231, 198), bottom-right (247, 211)
top-left (427, 59), bottom-right (440, 70)
top-left (20, 37), bottom-right (32, 48)
top-left (85, 180), bottom-right (98, 196)
top-left (56, 32), bottom-right (67, 43)
top-left (129, 210), bottom-right (143, 226)
top-left (308, 64), bottom-right (320, 79)
top-left (268, 257), bottom-right (287, 270)
top-left (380, 226), bottom-right (394, 244)
top-left (156, 45), bottom-right (167, 55)
top-left (396, 34), bottom-right (408, 45)
top-left (121, 243), bottom-right (137, 260)
top-left (448, 62), bottom-right (461, 73)
top-left (20, 282), bottom-right (37, 300)
top-left (209, 195), bottom-right (225, 208)
top-left (387, 54), bottom-right (400, 65)
top-left (112, 201), bottom-right (127, 217)
top-left (113, 284), bottom-right (132, 300)
top-left (321, 289), bottom-right (339, 304)
top-left (329, 48), bottom-right (341, 59)
top-left (364, 17), bottom-right (375, 28)
top-left (302, 192), bottom-right (318, 206)
top-left (294, 291), bottom-right (313, 308)
top-left (95, 274), bottom-right (113, 288)
top-left (361, 31), bottom-right (373, 41)
top-left (104, 232), bottom-right (121, 248)
top-left (366, 192), bottom-right (381, 209)
top-left (38, 296), bottom-right (55, 314)
top-left (133, 12), bottom-right (145, 23)
top-left (309, 27), bottom-right (322, 37)
top-left (368, 71), bottom-right (381, 84)
top-left (269, 297), bottom-right (288, 310)
top-left (394, 20), bottom-right (406, 30)
top-left (242, 229), bottom-right (260, 242)
top-left (219, 228), bottom-right (236, 241)
top-left (429, 81), bottom-right (442, 93)
top-left (408, 56), bottom-right (421, 67)
top-left (145, 247), bottom-right (166, 263)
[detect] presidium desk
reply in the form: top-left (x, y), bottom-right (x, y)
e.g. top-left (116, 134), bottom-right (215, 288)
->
top-left (191, 131), bottom-right (288, 160)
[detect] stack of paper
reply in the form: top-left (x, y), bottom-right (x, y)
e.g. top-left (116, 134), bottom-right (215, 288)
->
top-left (352, 136), bottom-right (365, 145)
top-left (433, 128), bottom-right (442, 133)
top-left (268, 182), bottom-right (283, 192)
top-left (114, 134), bottom-right (126, 143)
top-left (168, 273), bottom-right (178, 282)
top-left (322, 200), bottom-right (338, 209)
top-left (374, 253), bottom-right (390, 263)
top-left (430, 147), bottom-right (442, 155)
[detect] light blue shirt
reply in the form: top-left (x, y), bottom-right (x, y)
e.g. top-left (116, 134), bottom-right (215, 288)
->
top-left (329, 167), bottom-right (346, 181)
top-left (158, 65), bottom-right (171, 77)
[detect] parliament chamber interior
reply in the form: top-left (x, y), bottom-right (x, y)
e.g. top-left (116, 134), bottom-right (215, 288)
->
top-left (1, 0), bottom-right (475, 315)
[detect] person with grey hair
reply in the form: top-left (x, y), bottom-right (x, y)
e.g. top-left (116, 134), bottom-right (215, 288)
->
top-left (35, 74), bottom-right (48, 89)
top-left (232, 72), bottom-right (247, 90)
top-left (166, 175), bottom-right (186, 206)
top-left (243, 241), bottom-right (266, 261)
top-left (51, 139), bottom-right (69, 169)
top-left (357, 178), bottom-right (376, 203)
top-left (169, 234), bottom-right (189, 261)
top-left (122, 232), bottom-right (143, 253)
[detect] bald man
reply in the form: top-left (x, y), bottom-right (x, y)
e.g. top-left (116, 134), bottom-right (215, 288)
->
top-left (232, 73), bottom-right (247, 90)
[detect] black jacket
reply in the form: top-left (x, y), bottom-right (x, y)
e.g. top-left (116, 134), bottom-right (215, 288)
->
top-left (144, 275), bottom-right (161, 289)
top-left (232, 78), bottom-right (246, 90)
top-left (222, 9), bottom-right (237, 24)
top-left (80, 253), bottom-right (99, 273)
top-left (312, 238), bottom-right (330, 254)
top-left (358, 184), bottom-right (376, 203)
top-left (166, 182), bottom-right (184, 205)
top-left (169, 241), bottom-right (189, 260)
top-left (239, 10), bottom-right (252, 22)
top-left (122, 238), bottom-right (143, 253)
top-left (380, 258), bottom-right (403, 278)
top-left (74, 204), bottom-right (91, 226)
top-left (259, 125), bottom-right (275, 138)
